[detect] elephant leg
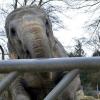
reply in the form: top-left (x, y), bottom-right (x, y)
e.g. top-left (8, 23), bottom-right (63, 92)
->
top-left (10, 76), bottom-right (30, 100)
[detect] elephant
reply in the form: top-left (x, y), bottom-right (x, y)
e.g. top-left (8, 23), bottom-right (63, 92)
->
top-left (5, 5), bottom-right (81, 100)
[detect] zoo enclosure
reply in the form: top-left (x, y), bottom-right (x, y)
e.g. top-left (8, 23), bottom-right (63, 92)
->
top-left (0, 57), bottom-right (99, 100)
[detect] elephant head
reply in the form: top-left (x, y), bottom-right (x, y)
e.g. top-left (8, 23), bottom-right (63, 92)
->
top-left (5, 6), bottom-right (55, 59)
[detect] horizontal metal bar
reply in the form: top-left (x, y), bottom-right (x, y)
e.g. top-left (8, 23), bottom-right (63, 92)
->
top-left (0, 57), bottom-right (99, 72)
top-left (44, 69), bottom-right (79, 100)
top-left (0, 72), bottom-right (18, 94)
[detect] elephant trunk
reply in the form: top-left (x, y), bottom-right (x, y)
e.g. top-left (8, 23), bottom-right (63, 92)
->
top-left (21, 22), bottom-right (52, 58)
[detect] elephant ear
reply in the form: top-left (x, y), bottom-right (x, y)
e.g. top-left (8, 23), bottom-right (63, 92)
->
top-left (45, 15), bottom-right (67, 57)
top-left (45, 16), bottom-right (55, 49)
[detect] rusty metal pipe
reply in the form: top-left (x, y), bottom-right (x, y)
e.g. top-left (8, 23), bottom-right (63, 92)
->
top-left (0, 57), bottom-right (99, 72)
top-left (44, 69), bottom-right (79, 100)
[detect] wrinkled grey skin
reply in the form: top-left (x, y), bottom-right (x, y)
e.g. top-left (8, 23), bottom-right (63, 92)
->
top-left (5, 5), bottom-right (81, 100)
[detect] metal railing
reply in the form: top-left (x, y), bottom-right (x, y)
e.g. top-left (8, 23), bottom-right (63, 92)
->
top-left (0, 57), bottom-right (99, 99)
top-left (44, 69), bottom-right (79, 100)
top-left (0, 57), bottom-right (99, 72)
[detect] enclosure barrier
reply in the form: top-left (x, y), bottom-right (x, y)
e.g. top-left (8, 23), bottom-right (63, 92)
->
top-left (0, 57), bottom-right (99, 72)
top-left (0, 57), bottom-right (99, 99)
top-left (44, 69), bottom-right (79, 100)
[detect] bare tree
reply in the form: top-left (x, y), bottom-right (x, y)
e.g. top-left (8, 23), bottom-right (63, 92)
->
top-left (64, 0), bottom-right (100, 32)
top-left (65, 0), bottom-right (100, 10)
top-left (0, 0), bottom-right (67, 30)
top-left (64, 0), bottom-right (100, 54)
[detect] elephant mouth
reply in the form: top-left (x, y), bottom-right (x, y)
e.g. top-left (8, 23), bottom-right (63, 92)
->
top-left (22, 39), bottom-right (48, 59)
top-left (32, 37), bottom-right (47, 58)
top-left (25, 38), bottom-right (51, 58)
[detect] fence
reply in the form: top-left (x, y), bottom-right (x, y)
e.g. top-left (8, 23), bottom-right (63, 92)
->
top-left (0, 57), bottom-right (99, 99)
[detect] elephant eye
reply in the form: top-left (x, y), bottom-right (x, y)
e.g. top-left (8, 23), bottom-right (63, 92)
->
top-left (46, 21), bottom-right (49, 37)
top-left (10, 27), bottom-right (16, 36)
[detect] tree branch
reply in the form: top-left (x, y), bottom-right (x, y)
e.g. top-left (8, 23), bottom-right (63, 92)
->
top-left (0, 8), bottom-right (8, 14)
top-left (67, 1), bottom-right (100, 9)
top-left (30, 0), bottom-right (36, 5)
top-left (24, 0), bottom-right (28, 6)
top-left (14, 0), bottom-right (18, 9)
top-left (41, 0), bottom-right (53, 6)
top-left (38, 0), bottom-right (43, 7)
top-left (0, 45), bottom-right (4, 60)
top-left (17, 1), bottom-right (23, 7)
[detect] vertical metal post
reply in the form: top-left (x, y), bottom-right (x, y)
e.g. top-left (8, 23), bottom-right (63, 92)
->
top-left (44, 69), bottom-right (79, 100)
